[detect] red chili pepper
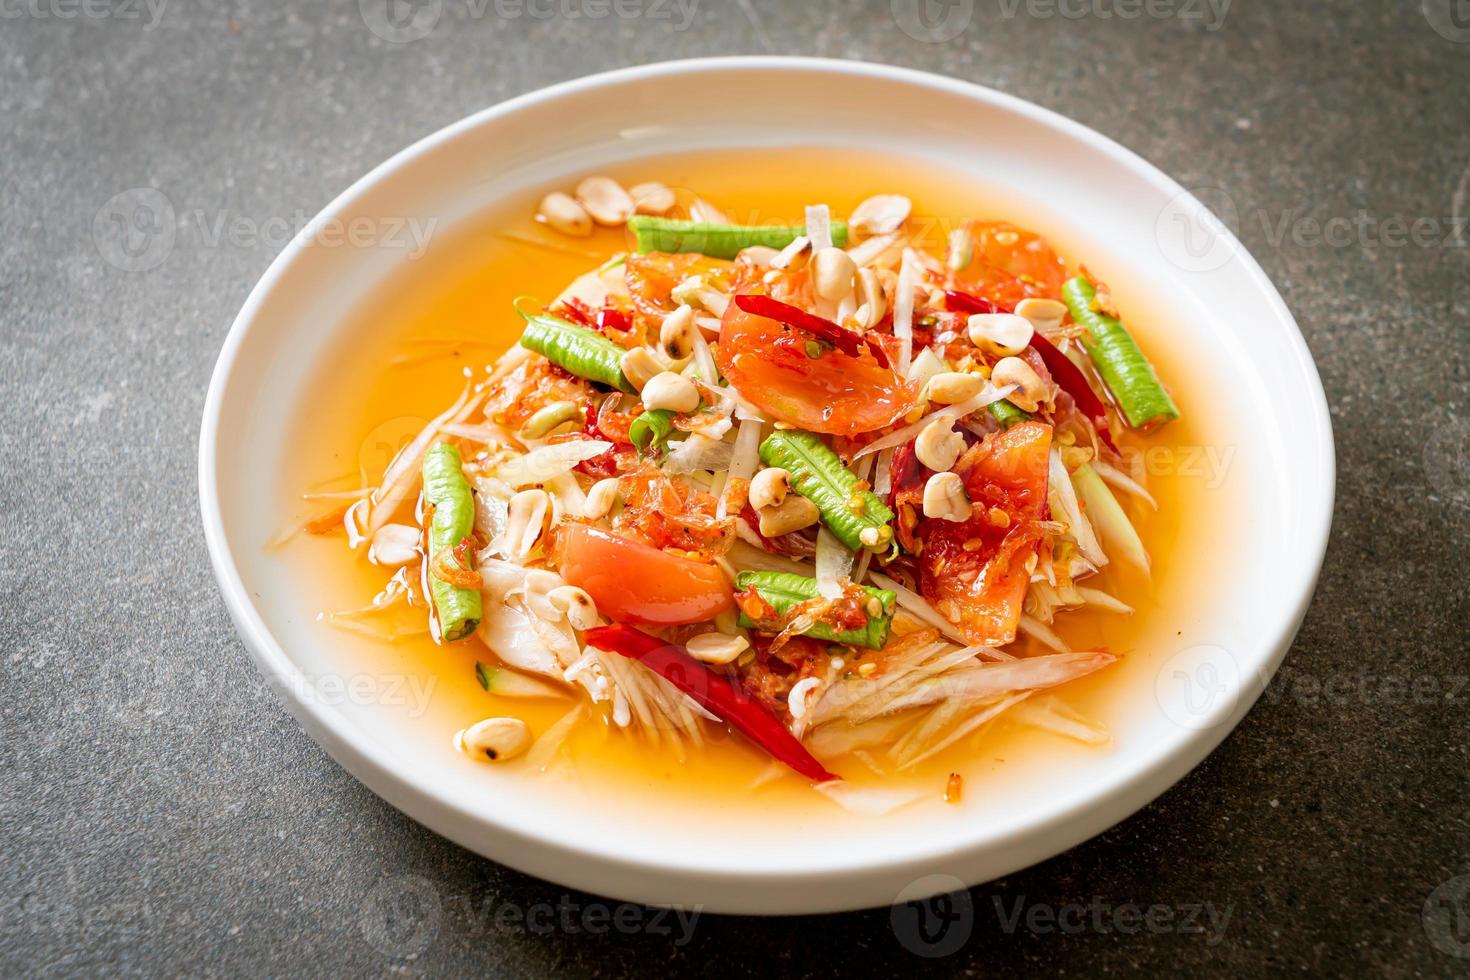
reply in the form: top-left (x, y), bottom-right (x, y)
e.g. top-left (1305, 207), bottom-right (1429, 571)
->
top-left (583, 624), bottom-right (839, 783)
top-left (594, 306), bottom-right (632, 337)
top-left (1027, 331), bottom-right (1117, 452)
top-left (733, 294), bottom-right (890, 368)
top-left (885, 441), bottom-right (929, 508)
top-left (944, 290), bottom-right (1004, 315)
top-left (947, 290), bottom-right (1118, 452)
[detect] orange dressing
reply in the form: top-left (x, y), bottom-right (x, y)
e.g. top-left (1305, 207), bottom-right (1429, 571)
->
top-left (276, 148), bottom-right (1236, 807)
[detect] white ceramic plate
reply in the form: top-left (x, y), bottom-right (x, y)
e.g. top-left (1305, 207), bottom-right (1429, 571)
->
top-left (199, 58), bottom-right (1333, 914)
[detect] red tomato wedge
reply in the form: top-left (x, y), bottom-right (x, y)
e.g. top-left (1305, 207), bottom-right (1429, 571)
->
top-left (715, 303), bottom-right (913, 435)
top-left (732, 295), bottom-right (891, 367)
top-left (556, 523), bottom-right (733, 626)
top-left (918, 421), bottom-right (1053, 646)
top-left (947, 221), bottom-right (1069, 309)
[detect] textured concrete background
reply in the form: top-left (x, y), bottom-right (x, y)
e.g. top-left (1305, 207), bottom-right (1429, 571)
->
top-left (3, 0), bottom-right (1469, 975)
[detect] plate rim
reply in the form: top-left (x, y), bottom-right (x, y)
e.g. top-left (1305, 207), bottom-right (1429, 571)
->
top-left (198, 55), bottom-right (1336, 913)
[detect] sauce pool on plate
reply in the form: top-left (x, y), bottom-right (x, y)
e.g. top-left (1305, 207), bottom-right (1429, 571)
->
top-left (273, 147), bottom-right (1228, 812)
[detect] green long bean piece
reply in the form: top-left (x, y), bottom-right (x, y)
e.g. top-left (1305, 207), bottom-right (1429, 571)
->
top-left (627, 217), bottom-right (849, 260)
top-left (759, 430), bottom-right (894, 552)
top-left (735, 571), bottom-right (895, 650)
top-left (988, 399), bottom-right (1031, 428)
top-left (1061, 277), bottom-right (1180, 429)
top-left (422, 442), bottom-right (482, 642)
top-left (516, 304), bottom-right (634, 392)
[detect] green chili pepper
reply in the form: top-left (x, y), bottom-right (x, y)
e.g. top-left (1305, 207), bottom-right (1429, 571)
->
top-left (628, 408), bottom-right (675, 453)
top-left (516, 302), bottom-right (634, 392)
top-left (1061, 277), bottom-right (1180, 429)
top-left (422, 442), bottom-right (482, 642)
top-left (627, 217), bottom-right (849, 260)
top-left (735, 571), bottom-right (895, 650)
top-left (988, 399), bottom-right (1032, 428)
top-left (759, 430), bottom-right (894, 552)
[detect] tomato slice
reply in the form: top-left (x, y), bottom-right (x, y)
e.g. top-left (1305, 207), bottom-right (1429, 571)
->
top-left (556, 523), bottom-right (733, 626)
top-left (918, 421), bottom-right (1053, 646)
top-left (947, 221), bottom-right (1069, 309)
top-left (716, 304), bottom-right (913, 435)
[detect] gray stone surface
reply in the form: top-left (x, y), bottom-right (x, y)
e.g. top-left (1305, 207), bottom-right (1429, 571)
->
top-left (3, 0), bottom-right (1469, 975)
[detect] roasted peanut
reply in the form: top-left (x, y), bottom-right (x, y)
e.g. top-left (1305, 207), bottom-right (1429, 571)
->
top-left (922, 472), bottom-right (973, 522)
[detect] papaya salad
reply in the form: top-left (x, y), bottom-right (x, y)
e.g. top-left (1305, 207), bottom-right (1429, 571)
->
top-left (314, 178), bottom-right (1180, 800)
